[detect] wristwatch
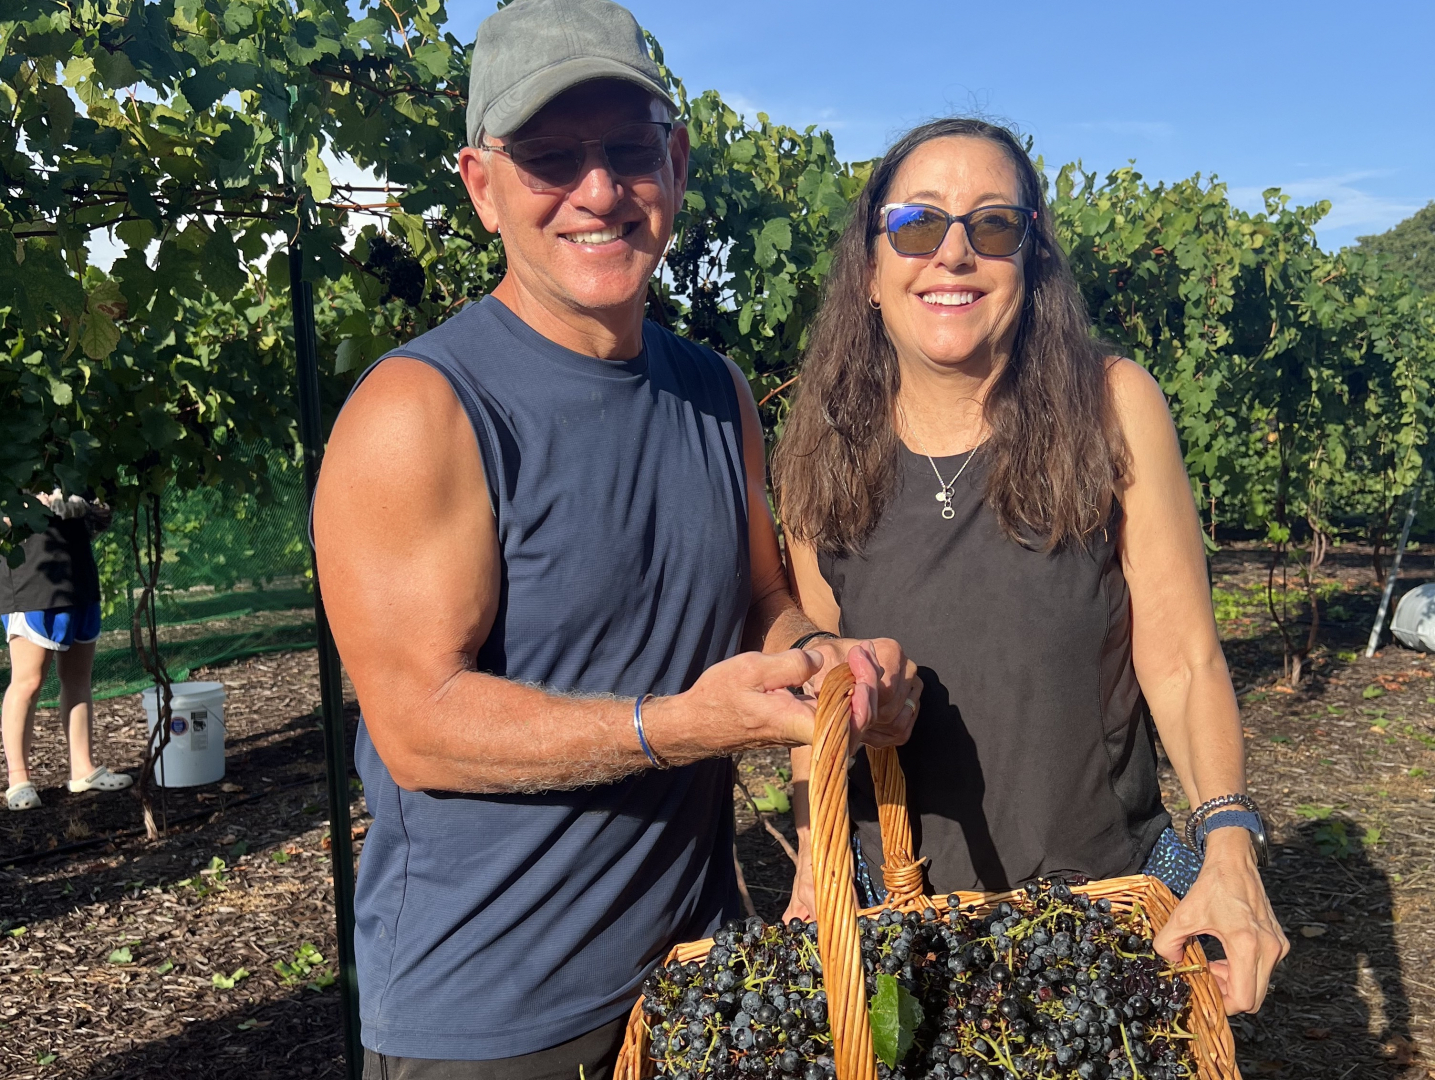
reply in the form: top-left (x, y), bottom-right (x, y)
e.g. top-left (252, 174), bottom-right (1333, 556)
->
top-left (1186, 794), bottom-right (1270, 868)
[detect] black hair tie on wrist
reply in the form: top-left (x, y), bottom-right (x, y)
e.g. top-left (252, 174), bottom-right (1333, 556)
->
top-left (789, 630), bottom-right (839, 652)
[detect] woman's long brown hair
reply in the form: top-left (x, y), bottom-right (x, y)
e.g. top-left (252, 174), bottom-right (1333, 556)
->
top-left (772, 118), bottom-right (1125, 555)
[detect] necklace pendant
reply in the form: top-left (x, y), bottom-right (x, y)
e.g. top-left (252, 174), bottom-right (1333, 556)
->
top-left (935, 490), bottom-right (949, 502)
top-left (941, 504), bottom-right (955, 520)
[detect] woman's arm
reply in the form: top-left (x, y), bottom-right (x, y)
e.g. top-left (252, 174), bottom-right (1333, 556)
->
top-left (1109, 358), bottom-right (1289, 1014)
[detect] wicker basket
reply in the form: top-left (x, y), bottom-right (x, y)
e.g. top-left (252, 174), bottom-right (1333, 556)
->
top-left (615, 666), bottom-right (1241, 1080)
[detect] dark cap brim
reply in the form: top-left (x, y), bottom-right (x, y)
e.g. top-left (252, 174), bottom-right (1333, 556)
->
top-left (475, 56), bottom-right (677, 142)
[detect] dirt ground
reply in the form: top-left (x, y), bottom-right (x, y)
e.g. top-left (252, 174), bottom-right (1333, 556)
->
top-left (1, 543), bottom-right (1432, 1079)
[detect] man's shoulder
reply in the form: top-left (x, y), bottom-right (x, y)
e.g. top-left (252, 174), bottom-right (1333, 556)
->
top-left (645, 321), bottom-right (740, 393)
top-left (385, 297), bottom-right (502, 365)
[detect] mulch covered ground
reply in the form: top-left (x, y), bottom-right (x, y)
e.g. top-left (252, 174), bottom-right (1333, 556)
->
top-left (1, 544), bottom-right (1432, 1079)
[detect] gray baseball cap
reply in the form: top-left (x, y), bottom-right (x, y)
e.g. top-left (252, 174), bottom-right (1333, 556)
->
top-left (467, 0), bottom-right (677, 146)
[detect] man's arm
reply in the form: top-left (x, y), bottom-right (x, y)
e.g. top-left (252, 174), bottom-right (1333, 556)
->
top-left (314, 358), bottom-right (823, 794)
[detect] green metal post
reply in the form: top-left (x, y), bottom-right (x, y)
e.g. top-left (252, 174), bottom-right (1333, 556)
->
top-left (290, 237), bottom-right (363, 1079)
top-left (283, 88), bottom-right (362, 1079)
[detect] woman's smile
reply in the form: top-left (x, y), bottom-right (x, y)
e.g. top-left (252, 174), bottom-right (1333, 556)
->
top-left (915, 287), bottom-right (984, 309)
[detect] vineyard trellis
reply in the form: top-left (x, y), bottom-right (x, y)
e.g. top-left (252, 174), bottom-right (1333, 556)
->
top-left (3, 0), bottom-right (1433, 689)
top-left (1, 5), bottom-right (1432, 1080)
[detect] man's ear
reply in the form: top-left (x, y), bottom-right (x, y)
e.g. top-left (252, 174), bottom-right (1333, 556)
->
top-left (668, 122), bottom-right (691, 207)
top-left (458, 145), bottom-right (502, 234)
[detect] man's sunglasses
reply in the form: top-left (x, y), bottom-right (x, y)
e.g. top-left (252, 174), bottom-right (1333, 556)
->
top-left (480, 121), bottom-right (673, 192)
top-left (878, 202), bottom-right (1037, 258)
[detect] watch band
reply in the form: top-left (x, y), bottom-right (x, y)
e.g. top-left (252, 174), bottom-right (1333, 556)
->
top-left (1184, 792), bottom-right (1261, 850)
top-left (1196, 809), bottom-right (1270, 868)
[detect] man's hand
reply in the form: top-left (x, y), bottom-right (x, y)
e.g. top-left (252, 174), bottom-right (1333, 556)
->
top-left (809, 637), bottom-right (920, 747)
top-left (1153, 828), bottom-right (1289, 1014)
top-left (646, 648), bottom-right (825, 752)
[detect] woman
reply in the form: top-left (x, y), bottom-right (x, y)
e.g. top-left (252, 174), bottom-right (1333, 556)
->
top-left (3, 488), bottom-right (131, 810)
top-left (772, 119), bottom-right (1287, 1014)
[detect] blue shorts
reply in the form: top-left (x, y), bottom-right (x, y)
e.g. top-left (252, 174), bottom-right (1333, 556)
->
top-left (4, 603), bottom-right (103, 651)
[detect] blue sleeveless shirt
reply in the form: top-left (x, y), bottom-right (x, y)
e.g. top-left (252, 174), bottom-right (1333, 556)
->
top-left (350, 296), bottom-right (749, 1059)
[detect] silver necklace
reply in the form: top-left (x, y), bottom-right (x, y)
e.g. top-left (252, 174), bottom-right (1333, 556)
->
top-left (906, 426), bottom-right (978, 520)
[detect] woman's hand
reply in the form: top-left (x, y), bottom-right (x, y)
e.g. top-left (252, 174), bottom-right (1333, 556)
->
top-left (809, 637), bottom-right (921, 747)
top-left (1153, 829), bottom-right (1289, 1014)
top-left (783, 833), bottom-right (816, 923)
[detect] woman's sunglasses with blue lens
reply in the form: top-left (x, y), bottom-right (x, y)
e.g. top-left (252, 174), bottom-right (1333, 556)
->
top-left (878, 203), bottom-right (1037, 258)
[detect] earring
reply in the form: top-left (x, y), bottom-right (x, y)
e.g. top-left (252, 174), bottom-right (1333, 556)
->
top-left (868, 296), bottom-right (881, 311)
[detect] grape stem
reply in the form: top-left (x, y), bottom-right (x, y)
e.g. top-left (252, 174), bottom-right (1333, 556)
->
top-left (1120, 1021), bottom-right (1144, 1079)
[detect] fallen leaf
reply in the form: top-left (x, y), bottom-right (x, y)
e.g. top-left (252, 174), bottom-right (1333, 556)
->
top-left (1380, 1035), bottom-right (1420, 1065)
top-left (1298, 925), bottom-right (1328, 938)
top-left (220, 783), bottom-right (244, 793)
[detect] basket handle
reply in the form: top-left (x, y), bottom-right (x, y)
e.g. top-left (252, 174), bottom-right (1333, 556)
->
top-left (865, 745), bottom-right (931, 910)
top-left (810, 664), bottom-right (877, 1080)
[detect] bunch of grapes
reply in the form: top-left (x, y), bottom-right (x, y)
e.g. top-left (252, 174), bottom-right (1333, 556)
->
top-left (924, 881), bottom-right (1197, 1080)
top-left (642, 916), bottom-right (834, 1080)
top-left (643, 881), bottom-right (1199, 1080)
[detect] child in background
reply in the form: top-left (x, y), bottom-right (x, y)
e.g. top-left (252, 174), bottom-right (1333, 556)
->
top-left (3, 489), bottom-right (131, 811)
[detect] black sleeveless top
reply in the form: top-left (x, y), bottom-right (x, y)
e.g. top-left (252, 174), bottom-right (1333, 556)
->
top-left (818, 446), bottom-right (1169, 894)
top-left (0, 517), bottom-right (100, 613)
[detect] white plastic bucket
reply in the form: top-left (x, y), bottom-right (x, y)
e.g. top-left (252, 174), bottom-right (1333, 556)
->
top-left (1392, 583), bottom-right (1435, 652)
top-left (140, 681), bottom-right (227, 788)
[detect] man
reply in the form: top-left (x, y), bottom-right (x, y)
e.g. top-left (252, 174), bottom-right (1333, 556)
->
top-left (313, 1), bottom-right (918, 1077)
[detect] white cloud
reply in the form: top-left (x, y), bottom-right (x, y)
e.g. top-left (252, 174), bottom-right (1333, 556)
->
top-left (1227, 171), bottom-right (1422, 246)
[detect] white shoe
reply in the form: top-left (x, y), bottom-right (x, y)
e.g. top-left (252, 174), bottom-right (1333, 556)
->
top-left (67, 766), bottom-right (133, 793)
top-left (6, 781), bottom-right (41, 811)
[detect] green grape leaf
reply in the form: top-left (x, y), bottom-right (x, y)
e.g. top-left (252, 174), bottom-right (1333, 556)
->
top-left (180, 68), bottom-right (227, 113)
top-left (115, 219), bottom-right (157, 252)
top-left (202, 225), bottom-right (248, 301)
top-left (222, 3), bottom-right (255, 32)
top-left (334, 336), bottom-right (364, 374)
top-left (754, 217), bottom-right (792, 269)
top-left (303, 146), bottom-right (333, 202)
top-left (80, 312), bottom-right (121, 361)
top-left (412, 42), bottom-right (451, 79)
top-left (869, 973), bottom-right (922, 1068)
top-left (762, 783), bottom-right (790, 814)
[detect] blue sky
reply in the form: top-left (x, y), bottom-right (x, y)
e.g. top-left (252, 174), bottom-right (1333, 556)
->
top-left (447, 0), bottom-right (1434, 250)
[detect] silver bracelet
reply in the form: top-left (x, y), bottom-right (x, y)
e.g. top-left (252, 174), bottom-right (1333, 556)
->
top-left (633, 694), bottom-right (665, 769)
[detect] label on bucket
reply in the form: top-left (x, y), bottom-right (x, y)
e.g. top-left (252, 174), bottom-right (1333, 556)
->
top-left (170, 717), bottom-right (188, 736)
top-left (191, 712), bottom-right (208, 751)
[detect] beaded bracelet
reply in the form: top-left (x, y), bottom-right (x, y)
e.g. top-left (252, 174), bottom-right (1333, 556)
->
top-left (1184, 792), bottom-right (1262, 851)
